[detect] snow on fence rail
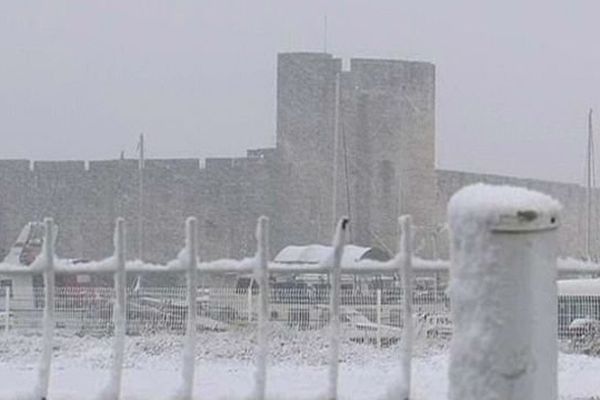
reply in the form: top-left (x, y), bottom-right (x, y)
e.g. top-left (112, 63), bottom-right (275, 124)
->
top-left (0, 215), bottom-right (415, 400)
top-left (1, 252), bottom-right (596, 277)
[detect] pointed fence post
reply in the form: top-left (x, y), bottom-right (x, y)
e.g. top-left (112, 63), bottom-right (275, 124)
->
top-left (102, 218), bottom-right (127, 400)
top-left (328, 217), bottom-right (348, 400)
top-left (179, 217), bottom-right (198, 400)
top-left (254, 216), bottom-right (270, 400)
top-left (399, 215), bottom-right (414, 400)
top-left (35, 218), bottom-right (56, 400)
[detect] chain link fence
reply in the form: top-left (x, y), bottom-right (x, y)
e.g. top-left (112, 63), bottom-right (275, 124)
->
top-left (1, 286), bottom-right (448, 342)
top-left (4, 287), bottom-right (600, 355)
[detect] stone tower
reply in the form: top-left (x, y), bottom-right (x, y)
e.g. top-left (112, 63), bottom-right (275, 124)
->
top-left (277, 53), bottom-right (436, 252)
top-left (276, 53), bottom-right (342, 244)
top-left (342, 58), bottom-right (436, 252)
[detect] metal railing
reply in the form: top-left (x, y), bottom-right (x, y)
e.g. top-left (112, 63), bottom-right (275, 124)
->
top-left (2, 215), bottom-right (598, 399)
top-left (0, 215), bottom-right (415, 400)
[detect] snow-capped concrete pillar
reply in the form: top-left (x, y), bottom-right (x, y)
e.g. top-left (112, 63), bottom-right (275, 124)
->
top-left (447, 184), bottom-right (561, 400)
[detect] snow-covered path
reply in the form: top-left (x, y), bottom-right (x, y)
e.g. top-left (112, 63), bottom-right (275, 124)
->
top-left (0, 332), bottom-right (598, 399)
top-left (0, 356), bottom-right (439, 400)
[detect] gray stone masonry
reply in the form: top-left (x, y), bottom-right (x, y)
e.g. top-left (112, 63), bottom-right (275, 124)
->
top-left (0, 53), bottom-right (593, 263)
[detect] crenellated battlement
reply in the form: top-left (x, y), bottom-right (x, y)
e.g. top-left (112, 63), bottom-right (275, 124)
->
top-left (33, 160), bottom-right (87, 174)
top-left (88, 159), bottom-right (138, 173)
top-left (0, 150), bottom-right (282, 263)
top-left (1, 52), bottom-right (590, 267)
top-left (0, 159), bottom-right (32, 174)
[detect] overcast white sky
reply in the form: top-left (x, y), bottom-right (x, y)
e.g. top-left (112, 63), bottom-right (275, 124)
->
top-left (1, 1), bottom-right (599, 184)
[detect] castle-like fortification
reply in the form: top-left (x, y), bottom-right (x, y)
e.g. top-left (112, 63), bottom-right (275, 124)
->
top-left (0, 53), bottom-right (595, 262)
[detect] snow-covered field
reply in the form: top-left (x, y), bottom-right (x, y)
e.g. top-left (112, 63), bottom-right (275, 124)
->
top-left (0, 327), bottom-right (598, 399)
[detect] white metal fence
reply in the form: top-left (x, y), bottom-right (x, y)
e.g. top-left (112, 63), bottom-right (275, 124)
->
top-left (0, 215), bottom-right (418, 400)
top-left (2, 214), bottom-right (600, 399)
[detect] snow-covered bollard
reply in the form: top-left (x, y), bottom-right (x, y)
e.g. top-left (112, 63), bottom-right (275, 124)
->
top-left (448, 184), bottom-right (561, 400)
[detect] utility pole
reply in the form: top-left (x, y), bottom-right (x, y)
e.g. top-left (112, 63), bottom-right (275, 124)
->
top-left (138, 133), bottom-right (145, 260)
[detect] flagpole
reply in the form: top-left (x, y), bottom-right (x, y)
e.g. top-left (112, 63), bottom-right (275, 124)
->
top-left (138, 133), bottom-right (145, 261)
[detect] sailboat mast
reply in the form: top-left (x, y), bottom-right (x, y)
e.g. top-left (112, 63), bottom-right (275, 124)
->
top-left (332, 72), bottom-right (341, 229)
top-left (138, 133), bottom-right (145, 261)
top-left (331, 71), bottom-right (353, 241)
top-left (586, 109), bottom-right (594, 258)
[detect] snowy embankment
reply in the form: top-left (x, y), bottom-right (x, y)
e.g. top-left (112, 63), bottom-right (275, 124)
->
top-left (0, 329), bottom-right (598, 400)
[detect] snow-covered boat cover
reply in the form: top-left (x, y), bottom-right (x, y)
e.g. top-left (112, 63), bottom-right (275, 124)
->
top-left (558, 278), bottom-right (600, 296)
top-left (274, 244), bottom-right (390, 266)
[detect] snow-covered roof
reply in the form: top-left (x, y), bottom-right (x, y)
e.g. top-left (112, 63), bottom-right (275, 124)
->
top-left (274, 244), bottom-right (390, 266)
top-left (558, 278), bottom-right (600, 297)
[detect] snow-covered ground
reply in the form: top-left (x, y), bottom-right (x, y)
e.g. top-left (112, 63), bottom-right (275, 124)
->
top-left (0, 327), bottom-right (598, 399)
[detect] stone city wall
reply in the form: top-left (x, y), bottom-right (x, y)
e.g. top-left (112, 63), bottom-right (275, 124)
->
top-left (435, 169), bottom-right (590, 259)
top-left (0, 152), bottom-right (281, 263)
